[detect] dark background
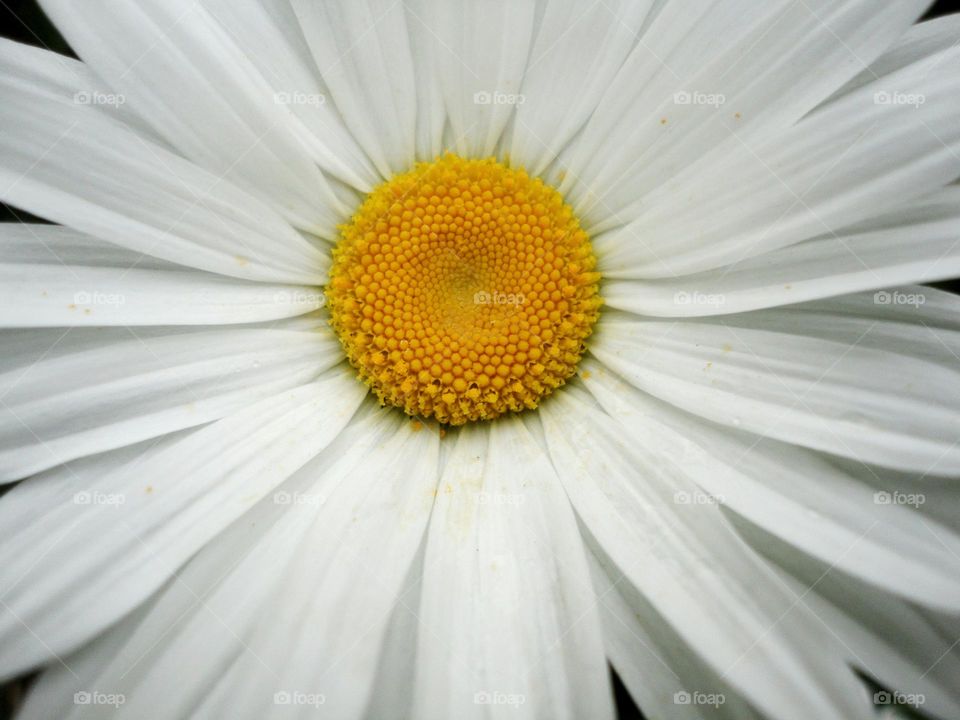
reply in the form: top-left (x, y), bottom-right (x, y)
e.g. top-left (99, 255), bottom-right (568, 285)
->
top-left (1, 1), bottom-right (959, 718)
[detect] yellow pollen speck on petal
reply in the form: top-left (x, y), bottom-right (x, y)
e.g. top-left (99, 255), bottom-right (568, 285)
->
top-left (326, 153), bottom-right (602, 425)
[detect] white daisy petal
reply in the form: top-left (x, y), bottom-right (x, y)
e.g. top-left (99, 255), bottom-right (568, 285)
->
top-left (411, 418), bottom-right (615, 720)
top-left (920, 609), bottom-right (960, 653)
top-left (361, 550), bottom-right (426, 720)
top-left (0, 37), bottom-right (160, 142)
top-left (579, 363), bottom-right (960, 611)
top-left (830, 14), bottom-right (960, 100)
top-left (24, 408), bottom-right (437, 719)
top-left (14, 604), bottom-right (145, 720)
top-left (561, 0), bottom-right (928, 228)
top-left (605, 184), bottom-right (960, 316)
top-left (540, 388), bottom-right (873, 720)
top-left (801, 284), bottom-right (960, 328)
top-left (0, 224), bottom-right (325, 328)
top-left (594, 18), bottom-right (960, 277)
top-left (404, 0), bottom-right (446, 160)
top-left (0, 372), bottom-right (365, 680)
top-left (0, 327), bottom-right (345, 481)
top-left (741, 527), bottom-right (960, 719)
top-left (0, 41), bottom-right (329, 285)
top-left (195, 0), bottom-right (380, 191)
top-left (0, 309), bottom-right (323, 374)
top-left (859, 467), bottom-right (960, 538)
top-left (589, 300), bottom-right (960, 474)
top-left (415, 0), bottom-right (536, 158)
top-left (586, 548), bottom-right (763, 720)
top-left (507, 0), bottom-right (651, 176)
top-left (291, 0), bottom-right (417, 179)
top-left (197, 412), bottom-right (438, 720)
top-left (14, 422), bottom-right (356, 719)
top-left (37, 0), bottom-right (347, 234)
top-left (692, 286), bottom-right (960, 363)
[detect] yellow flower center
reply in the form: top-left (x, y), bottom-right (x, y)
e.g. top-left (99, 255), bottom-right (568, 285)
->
top-left (326, 154), bottom-right (601, 425)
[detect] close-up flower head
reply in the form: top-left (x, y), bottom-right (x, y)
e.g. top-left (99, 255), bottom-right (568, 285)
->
top-left (1, 0), bottom-right (960, 718)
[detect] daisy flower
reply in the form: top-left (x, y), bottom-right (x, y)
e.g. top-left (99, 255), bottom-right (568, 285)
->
top-left (2, 1), bottom-right (960, 718)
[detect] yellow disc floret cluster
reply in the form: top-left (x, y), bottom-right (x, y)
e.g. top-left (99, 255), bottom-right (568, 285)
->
top-left (326, 154), bottom-right (601, 425)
